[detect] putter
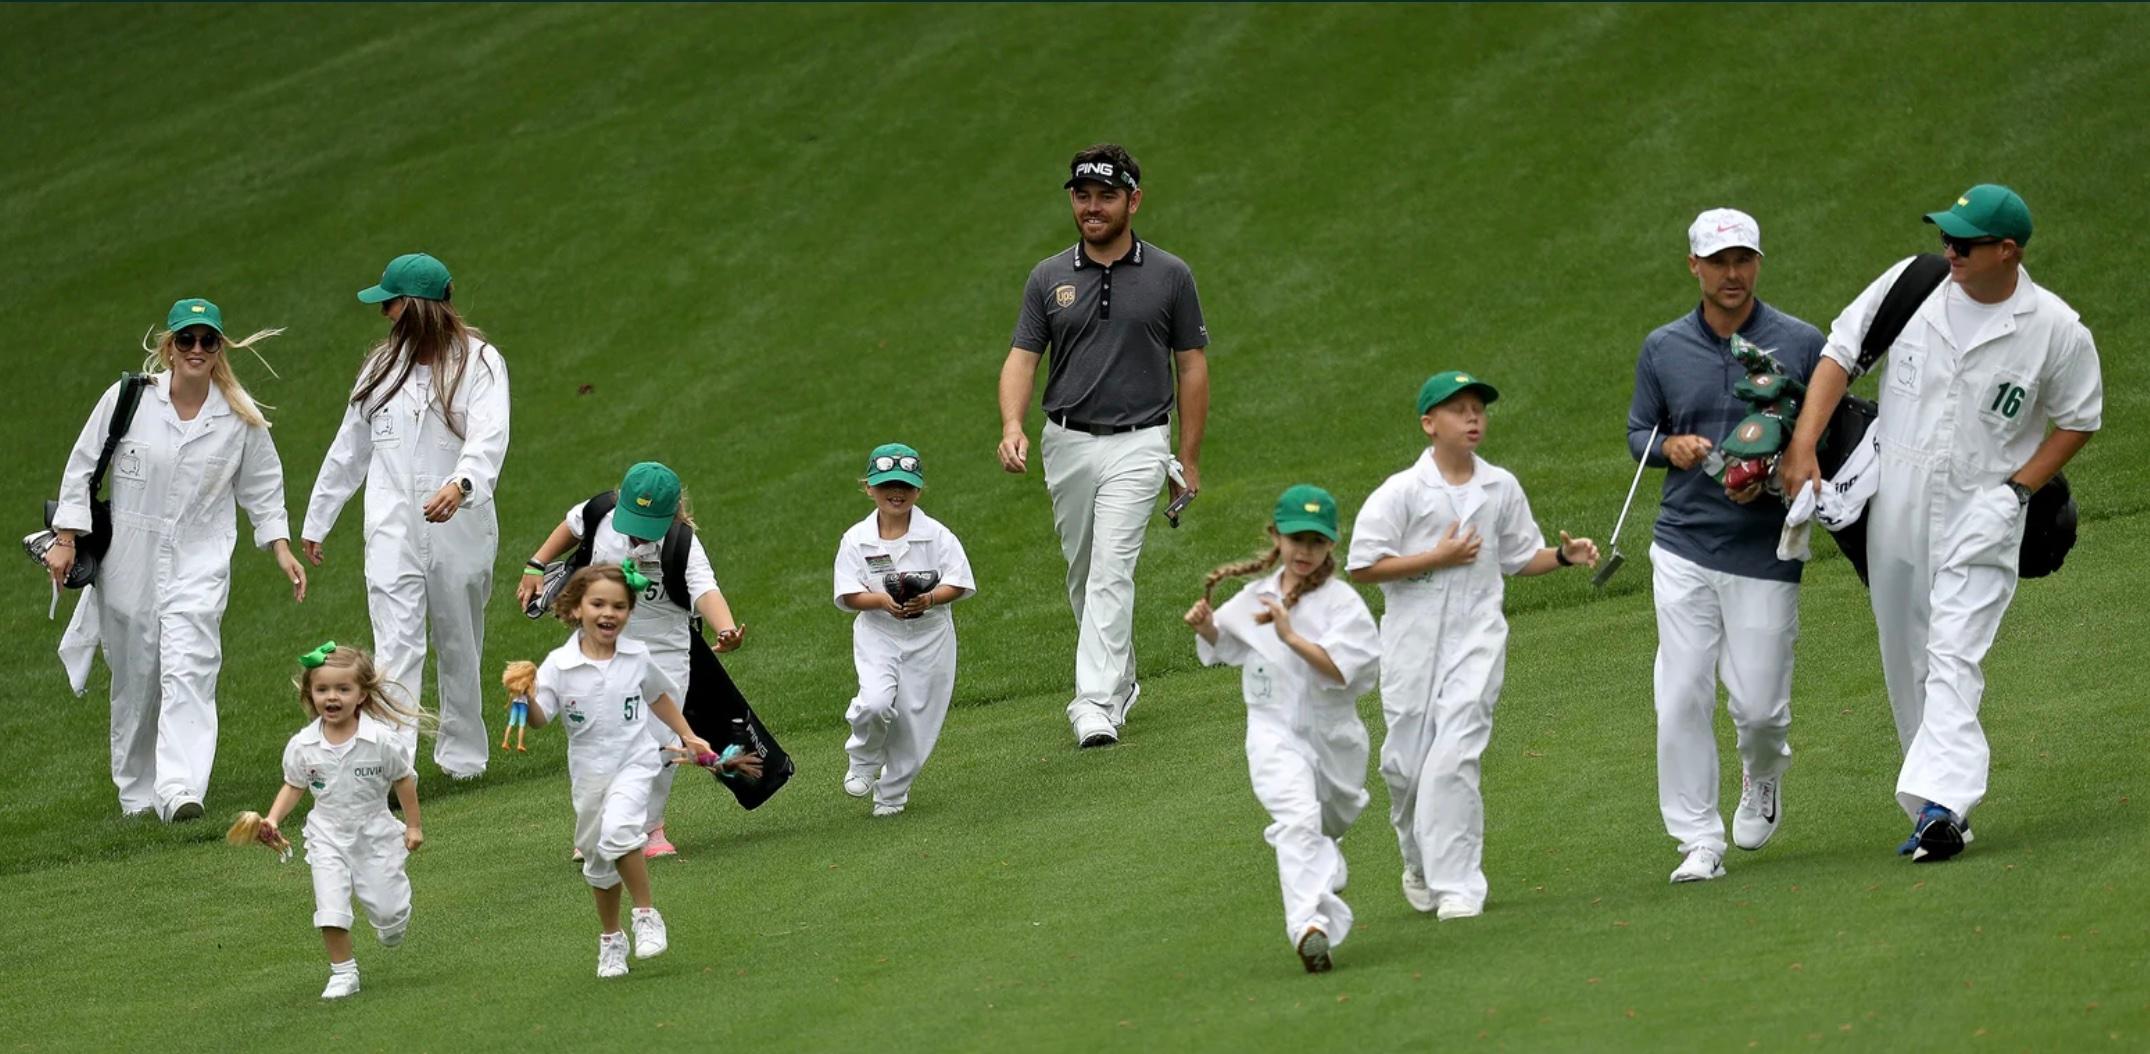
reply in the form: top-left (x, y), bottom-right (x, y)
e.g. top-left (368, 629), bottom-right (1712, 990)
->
top-left (1165, 457), bottom-right (1195, 528)
top-left (1593, 424), bottom-right (1659, 590)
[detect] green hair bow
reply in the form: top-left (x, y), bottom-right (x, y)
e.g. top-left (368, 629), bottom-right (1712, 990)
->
top-left (299, 641), bottom-right (338, 669)
top-left (621, 560), bottom-right (651, 593)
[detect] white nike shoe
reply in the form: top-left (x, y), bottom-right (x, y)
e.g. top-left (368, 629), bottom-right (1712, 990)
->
top-left (1074, 712), bottom-right (1119, 749)
top-left (631, 908), bottom-right (668, 959)
top-left (1434, 895), bottom-right (1483, 921)
top-left (1400, 867), bottom-right (1436, 912)
top-left (1670, 848), bottom-right (1726, 883)
top-left (1733, 772), bottom-right (1782, 851)
top-left (1110, 682), bottom-right (1143, 728)
top-left (597, 931), bottom-right (630, 978)
top-left (842, 773), bottom-right (875, 798)
top-left (321, 966), bottom-right (360, 1000)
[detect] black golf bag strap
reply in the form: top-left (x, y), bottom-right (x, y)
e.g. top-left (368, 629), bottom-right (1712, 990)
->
top-left (1855, 253), bottom-right (1950, 377)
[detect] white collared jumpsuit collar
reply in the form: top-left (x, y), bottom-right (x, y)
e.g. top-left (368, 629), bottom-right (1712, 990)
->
top-left (53, 373), bottom-right (292, 820)
top-left (1348, 451), bottom-right (1545, 909)
top-left (1823, 259), bottom-right (2103, 820)
top-left (283, 712), bottom-right (416, 940)
top-left (833, 506), bottom-right (976, 811)
top-left (1198, 569), bottom-right (1379, 950)
top-left (304, 343), bottom-right (510, 777)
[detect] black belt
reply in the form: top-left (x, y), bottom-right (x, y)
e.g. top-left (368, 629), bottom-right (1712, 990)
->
top-left (1049, 413), bottom-right (1168, 436)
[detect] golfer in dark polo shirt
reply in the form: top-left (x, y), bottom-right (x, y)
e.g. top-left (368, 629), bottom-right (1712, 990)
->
top-left (996, 143), bottom-right (1210, 749)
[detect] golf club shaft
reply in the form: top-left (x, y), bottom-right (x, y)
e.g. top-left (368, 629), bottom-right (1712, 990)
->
top-left (1608, 424), bottom-right (1660, 547)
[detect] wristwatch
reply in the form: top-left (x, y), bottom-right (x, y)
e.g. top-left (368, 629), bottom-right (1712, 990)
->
top-left (2006, 480), bottom-right (2033, 507)
top-left (455, 476), bottom-right (473, 498)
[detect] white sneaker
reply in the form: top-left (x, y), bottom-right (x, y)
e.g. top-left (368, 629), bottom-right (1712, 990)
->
top-left (871, 803), bottom-right (904, 818)
top-left (321, 966), bottom-right (360, 999)
top-left (1435, 895), bottom-right (1483, 921)
top-left (597, 931), bottom-right (630, 977)
top-left (631, 908), bottom-right (668, 959)
top-left (1670, 848), bottom-right (1726, 883)
top-left (1109, 682), bottom-right (1143, 728)
top-left (1330, 852), bottom-right (1349, 894)
top-left (1732, 772), bottom-right (1782, 851)
top-left (376, 924), bottom-right (405, 949)
top-left (842, 773), bottom-right (874, 798)
top-left (1074, 713), bottom-right (1118, 749)
top-left (1400, 867), bottom-right (1436, 912)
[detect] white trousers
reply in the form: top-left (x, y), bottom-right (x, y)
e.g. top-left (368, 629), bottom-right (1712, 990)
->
top-left (1649, 545), bottom-right (1798, 855)
top-left (367, 509), bottom-right (497, 778)
top-left (1249, 723), bottom-right (1365, 948)
top-left (1040, 421), bottom-right (1168, 727)
top-left (845, 620), bottom-right (956, 809)
top-left (307, 815), bottom-right (412, 939)
top-left (1868, 448), bottom-right (2024, 819)
top-left (1378, 617), bottom-right (1503, 908)
top-left (100, 600), bottom-right (224, 820)
top-left (573, 756), bottom-right (659, 889)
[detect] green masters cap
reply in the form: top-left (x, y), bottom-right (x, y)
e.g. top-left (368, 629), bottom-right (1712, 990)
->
top-left (1924, 184), bottom-right (2032, 245)
top-left (1272, 483), bottom-right (1340, 541)
top-left (1416, 370), bottom-right (1501, 416)
top-left (613, 462), bottom-right (681, 541)
top-left (165, 298), bottom-right (224, 335)
top-left (865, 442), bottom-right (924, 488)
top-left (357, 252), bottom-right (453, 303)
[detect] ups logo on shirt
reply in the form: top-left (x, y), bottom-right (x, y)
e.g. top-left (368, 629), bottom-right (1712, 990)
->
top-left (1052, 284), bottom-right (1076, 309)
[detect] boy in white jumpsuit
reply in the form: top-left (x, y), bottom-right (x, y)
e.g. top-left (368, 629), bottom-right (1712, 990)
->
top-left (50, 298), bottom-right (305, 822)
top-left (1188, 484), bottom-right (1379, 974)
top-left (1781, 185), bottom-right (2101, 861)
top-left (833, 444), bottom-right (976, 817)
top-left (1349, 372), bottom-right (1600, 918)
top-left (304, 254), bottom-right (510, 779)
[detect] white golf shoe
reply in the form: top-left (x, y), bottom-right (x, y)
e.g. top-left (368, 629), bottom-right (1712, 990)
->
top-left (1670, 848), bottom-right (1726, 883)
top-left (1074, 712), bottom-right (1118, 749)
top-left (1110, 682), bottom-right (1143, 728)
top-left (631, 908), bottom-right (668, 959)
top-left (1400, 866), bottom-right (1436, 912)
top-left (321, 965), bottom-right (360, 1000)
top-left (1434, 895), bottom-right (1483, 921)
top-left (597, 931), bottom-right (630, 978)
top-left (842, 773), bottom-right (875, 798)
top-left (1733, 772), bottom-right (1782, 851)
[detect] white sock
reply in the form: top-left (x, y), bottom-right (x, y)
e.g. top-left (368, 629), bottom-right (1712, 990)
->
top-left (601, 930), bottom-right (625, 942)
top-left (632, 907), bottom-right (657, 920)
top-left (329, 959), bottom-right (357, 974)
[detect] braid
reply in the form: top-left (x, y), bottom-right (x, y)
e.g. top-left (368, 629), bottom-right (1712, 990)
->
top-left (1202, 543), bottom-right (1281, 603)
top-left (1281, 553), bottom-right (1337, 610)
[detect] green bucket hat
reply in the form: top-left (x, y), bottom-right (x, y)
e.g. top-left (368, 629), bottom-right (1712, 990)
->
top-left (1272, 483), bottom-right (1340, 541)
top-left (1416, 370), bottom-right (1501, 416)
top-left (1924, 184), bottom-right (2032, 245)
top-left (357, 252), bottom-right (453, 303)
top-left (166, 298), bottom-right (224, 335)
top-left (613, 462), bottom-right (681, 541)
top-left (865, 443), bottom-right (924, 488)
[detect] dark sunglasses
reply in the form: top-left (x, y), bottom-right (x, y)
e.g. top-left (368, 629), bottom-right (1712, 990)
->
top-left (174, 331), bottom-right (223, 352)
top-left (1941, 233), bottom-right (2002, 257)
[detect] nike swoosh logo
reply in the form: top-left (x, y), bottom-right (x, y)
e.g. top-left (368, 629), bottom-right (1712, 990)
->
top-left (1717, 224), bottom-right (1742, 233)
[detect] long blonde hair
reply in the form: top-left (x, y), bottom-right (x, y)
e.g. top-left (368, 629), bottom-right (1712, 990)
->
top-left (351, 291), bottom-right (493, 439)
top-left (296, 644), bottom-right (434, 733)
top-left (140, 327), bottom-right (281, 428)
top-left (1201, 529), bottom-right (1338, 620)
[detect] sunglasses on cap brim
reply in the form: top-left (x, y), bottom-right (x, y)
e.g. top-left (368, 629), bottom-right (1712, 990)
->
top-left (870, 455), bottom-right (921, 473)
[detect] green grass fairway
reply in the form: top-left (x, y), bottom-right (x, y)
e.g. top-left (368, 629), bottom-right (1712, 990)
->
top-left (4, 4), bottom-right (2146, 1051)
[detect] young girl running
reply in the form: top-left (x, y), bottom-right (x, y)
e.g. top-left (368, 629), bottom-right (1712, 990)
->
top-left (303, 253), bottom-right (509, 779)
top-left (832, 443), bottom-right (975, 817)
top-left (526, 565), bottom-right (757, 979)
top-left (1347, 371), bottom-right (1599, 921)
top-left (248, 642), bottom-right (427, 1000)
top-left (1185, 484), bottom-right (1379, 974)
top-left (515, 461), bottom-right (743, 858)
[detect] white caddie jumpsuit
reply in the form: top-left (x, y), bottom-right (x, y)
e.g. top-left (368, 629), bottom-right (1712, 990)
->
top-left (833, 507), bottom-right (976, 811)
top-left (1824, 258), bottom-right (2102, 820)
top-left (283, 713), bottom-right (416, 939)
top-left (1349, 451), bottom-right (1545, 909)
top-left (535, 633), bottom-right (681, 889)
top-left (305, 346), bottom-right (510, 778)
top-left (564, 501), bottom-right (726, 834)
top-left (54, 375), bottom-right (291, 820)
top-left (1197, 570), bottom-right (1379, 950)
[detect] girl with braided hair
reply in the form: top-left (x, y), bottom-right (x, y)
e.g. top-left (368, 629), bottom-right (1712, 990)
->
top-left (1185, 484), bottom-right (1379, 974)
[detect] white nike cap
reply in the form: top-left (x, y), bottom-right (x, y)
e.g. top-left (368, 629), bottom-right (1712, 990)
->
top-left (1689, 207), bottom-right (1764, 258)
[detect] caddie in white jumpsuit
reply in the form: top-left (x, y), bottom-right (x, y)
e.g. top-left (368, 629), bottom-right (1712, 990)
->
top-left (283, 712), bottom-right (418, 945)
top-left (834, 446), bottom-right (977, 816)
top-left (534, 633), bottom-right (682, 889)
top-left (52, 299), bottom-right (302, 822)
top-left (997, 144), bottom-right (1209, 749)
top-left (1783, 185), bottom-right (2101, 860)
top-left (305, 254), bottom-right (510, 778)
top-left (1193, 487), bottom-right (1379, 969)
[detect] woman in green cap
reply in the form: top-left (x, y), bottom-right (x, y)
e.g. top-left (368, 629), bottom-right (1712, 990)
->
top-left (46, 298), bottom-right (306, 822)
top-left (303, 253), bottom-right (511, 779)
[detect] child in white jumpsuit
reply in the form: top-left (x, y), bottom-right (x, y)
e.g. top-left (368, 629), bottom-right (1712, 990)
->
top-left (833, 444), bottom-right (975, 817)
top-left (251, 643), bottom-right (426, 1000)
top-left (1185, 484), bottom-right (1379, 974)
top-left (304, 254), bottom-right (509, 779)
top-left (527, 565), bottom-right (754, 979)
top-left (47, 299), bottom-right (306, 822)
top-left (1348, 372), bottom-right (1599, 920)
top-left (516, 461), bottom-right (745, 859)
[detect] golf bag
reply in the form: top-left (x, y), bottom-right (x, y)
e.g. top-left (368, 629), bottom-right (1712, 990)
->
top-left (29, 373), bottom-right (150, 589)
top-left (683, 628), bottom-right (794, 809)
